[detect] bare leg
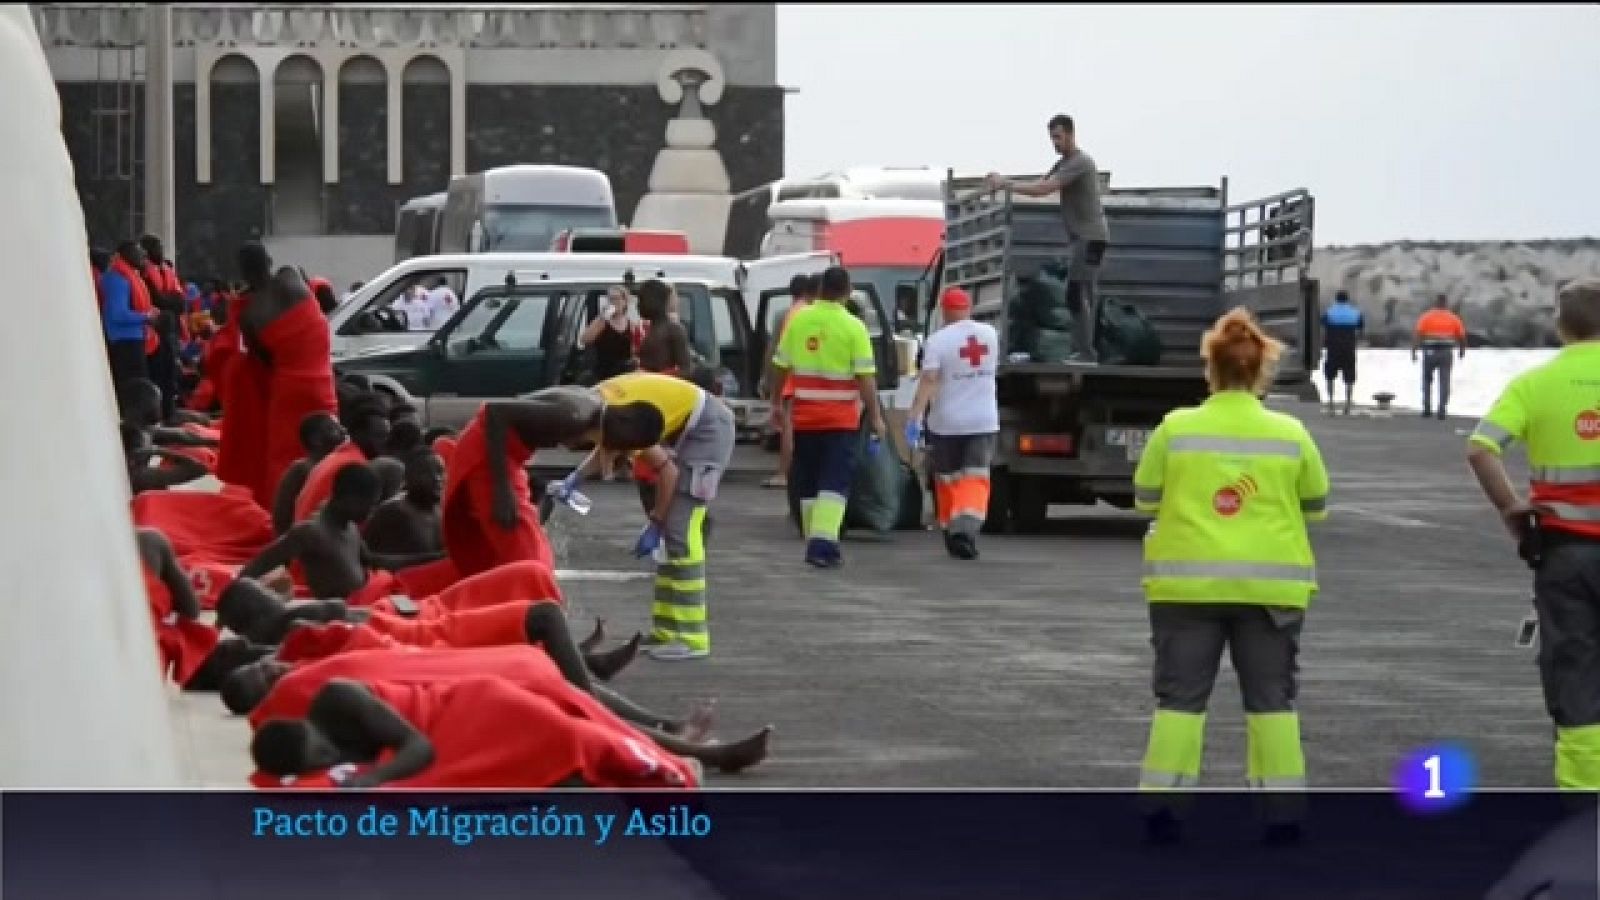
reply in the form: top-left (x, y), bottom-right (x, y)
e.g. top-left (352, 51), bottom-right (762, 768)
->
top-left (594, 685), bottom-right (716, 738)
top-left (579, 617), bottom-right (606, 653)
top-left (584, 633), bottom-right (642, 681)
top-left (639, 724), bottom-right (773, 774)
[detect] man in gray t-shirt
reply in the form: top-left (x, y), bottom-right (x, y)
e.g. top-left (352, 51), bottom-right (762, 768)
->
top-left (987, 113), bottom-right (1110, 361)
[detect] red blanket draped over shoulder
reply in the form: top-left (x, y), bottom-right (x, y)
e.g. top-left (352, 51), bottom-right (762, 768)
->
top-left (251, 676), bottom-right (698, 790)
top-left (141, 562), bottom-right (220, 686)
top-left (442, 407), bottom-right (554, 576)
top-left (293, 442), bottom-right (368, 523)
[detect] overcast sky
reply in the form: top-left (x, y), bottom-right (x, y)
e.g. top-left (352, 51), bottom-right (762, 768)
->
top-left (774, 4), bottom-right (1599, 245)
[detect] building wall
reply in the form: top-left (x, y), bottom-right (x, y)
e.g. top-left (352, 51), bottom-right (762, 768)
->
top-left (44, 4), bottom-right (784, 280)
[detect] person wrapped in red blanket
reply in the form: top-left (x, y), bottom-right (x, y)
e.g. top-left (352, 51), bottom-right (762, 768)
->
top-left (215, 243), bottom-right (338, 510)
top-left (120, 378), bottom-right (219, 471)
top-left (250, 675), bottom-right (703, 789)
top-left (135, 529), bottom-right (272, 689)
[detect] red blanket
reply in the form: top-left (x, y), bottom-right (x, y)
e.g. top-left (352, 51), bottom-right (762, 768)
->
top-left (132, 485), bottom-right (273, 567)
top-left (292, 442), bottom-right (367, 523)
top-left (141, 562), bottom-right (220, 686)
top-left (251, 676), bottom-right (698, 790)
top-left (260, 300), bottom-right (339, 511)
top-left (442, 408), bottom-right (554, 576)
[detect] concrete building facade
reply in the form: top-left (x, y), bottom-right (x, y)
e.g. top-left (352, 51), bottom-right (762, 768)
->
top-left (39, 3), bottom-right (783, 285)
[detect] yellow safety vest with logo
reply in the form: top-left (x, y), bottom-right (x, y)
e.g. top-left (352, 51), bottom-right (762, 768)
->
top-left (1133, 391), bottom-right (1330, 607)
top-left (1469, 341), bottom-right (1600, 540)
top-left (772, 299), bottom-right (876, 432)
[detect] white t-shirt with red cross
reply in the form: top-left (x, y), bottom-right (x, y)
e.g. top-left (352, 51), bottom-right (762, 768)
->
top-left (921, 318), bottom-right (1000, 436)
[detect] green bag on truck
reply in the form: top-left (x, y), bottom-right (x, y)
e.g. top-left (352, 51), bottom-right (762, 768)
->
top-left (1095, 299), bottom-right (1163, 366)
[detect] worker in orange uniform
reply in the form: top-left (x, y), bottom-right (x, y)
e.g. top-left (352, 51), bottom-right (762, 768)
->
top-left (763, 273), bottom-right (818, 490)
top-left (1131, 308), bottom-right (1329, 847)
top-left (1467, 279), bottom-right (1600, 792)
top-left (906, 287), bottom-right (1000, 560)
top-left (768, 266), bottom-right (887, 568)
top-left (1412, 294), bottom-right (1468, 419)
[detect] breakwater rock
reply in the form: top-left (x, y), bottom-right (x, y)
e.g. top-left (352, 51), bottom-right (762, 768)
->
top-left (1309, 239), bottom-right (1600, 347)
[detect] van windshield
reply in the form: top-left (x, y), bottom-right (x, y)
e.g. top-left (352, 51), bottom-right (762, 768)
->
top-left (482, 205), bottom-right (617, 253)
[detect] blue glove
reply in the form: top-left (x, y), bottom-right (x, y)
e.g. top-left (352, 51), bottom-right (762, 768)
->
top-left (633, 521), bottom-right (664, 559)
top-left (866, 434), bottom-right (883, 458)
top-left (904, 420), bottom-right (922, 449)
top-left (547, 472), bottom-right (581, 502)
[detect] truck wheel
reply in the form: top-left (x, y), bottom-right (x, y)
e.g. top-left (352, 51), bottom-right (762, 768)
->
top-left (982, 470), bottom-right (1012, 535)
top-left (1011, 477), bottom-right (1050, 534)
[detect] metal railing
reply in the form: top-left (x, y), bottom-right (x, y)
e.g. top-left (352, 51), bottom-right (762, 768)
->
top-left (1222, 188), bottom-right (1314, 290)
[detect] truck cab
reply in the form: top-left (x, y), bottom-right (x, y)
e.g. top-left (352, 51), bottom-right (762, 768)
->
top-left (925, 172), bottom-right (1318, 533)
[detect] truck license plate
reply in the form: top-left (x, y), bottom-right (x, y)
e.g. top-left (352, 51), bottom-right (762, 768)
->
top-left (1107, 428), bottom-right (1150, 461)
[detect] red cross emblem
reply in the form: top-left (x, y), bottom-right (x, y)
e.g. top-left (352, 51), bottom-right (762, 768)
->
top-left (958, 335), bottom-right (990, 367)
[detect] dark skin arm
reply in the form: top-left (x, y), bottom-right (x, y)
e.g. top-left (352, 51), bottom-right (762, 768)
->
top-left (136, 530), bottom-right (201, 620)
top-left (483, 403), bottom-right (519, 530)
top-left (637, 445), bottom-right (678, 525)
top-left (271, 461), bottom-right (311, 536)
top-left (360, 543), bottom-right (444, 572)
top-left (150, 425), bottom-right (218, 448)
top-left (129, 450), bottom-right (208, 493)
top-left (238, 525), bottom-right (311, 581)
top-left (313, 680), bottom-right (435, 788)
top-left (667, 322), bottom-right (694, 374)
top-left (483, 398), bottom-right (591, 529)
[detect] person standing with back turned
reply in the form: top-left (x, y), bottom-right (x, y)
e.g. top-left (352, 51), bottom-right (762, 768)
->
top-left (1320, 290), bottom-right (1364, 415)
top-left (986, 113), bottom-right (1111, 362)
top-left (1467, 279), bottom-right (1600, 793)
top-left (1131, 307), bottom-right (1329, 847)
top-left (1413, 294), bottom-right (1467, 419)
top-left (906, 287), bottom-right (1001, 560)
top-left (769, 266), bottom-right (887, 568)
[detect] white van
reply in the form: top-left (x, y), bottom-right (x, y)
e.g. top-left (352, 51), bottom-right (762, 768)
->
top-left (437, 165), bottom-right (618, 256)
top-left (394, 192), bottom-right (446, 263)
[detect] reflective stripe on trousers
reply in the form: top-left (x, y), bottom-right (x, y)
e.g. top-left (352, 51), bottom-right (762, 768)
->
top-left (934, 466), bottom-right (990, 536)
top-left (652, 503), bottom-right (708, 652)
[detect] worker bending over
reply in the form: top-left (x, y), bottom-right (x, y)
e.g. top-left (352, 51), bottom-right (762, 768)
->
top-left (1131, 307), bottom-right (1330, 847)
top-left (1467, 278), bottom-right (1600, 792)
top-left (906, 287), bottom-right (1001, 560)
top-left (768, 266), bottom-right (887, 568)
top-left (550, 371), bottom-right (735, 661)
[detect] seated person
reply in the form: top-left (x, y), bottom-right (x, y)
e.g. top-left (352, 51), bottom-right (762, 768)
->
top-left (292, 391), bottom-right (404, 524)
top-left (363, 447), bottom-right (443, 557)
top-left (136, 528), bottom-right (273, 689)
top-left (239, 464), bottom-right (443, 604)
top-left (270, 412), bottom-right (348, 536)
top-left (121, 378), bottom-right (219, 447)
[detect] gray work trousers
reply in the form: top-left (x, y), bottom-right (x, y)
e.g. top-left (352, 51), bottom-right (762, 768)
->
top-left (1149, 603), bottom-right (1304, 715)
top-left (1533, 538), bottom-right (1600, 731)
top-left (1420, 345), bottom-right (1455, 413)
top-left (1064, 236), bottom-right (1108, 361)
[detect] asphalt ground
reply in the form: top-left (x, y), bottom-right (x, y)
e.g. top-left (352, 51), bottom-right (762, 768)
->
top-left (171, 399), bottom-right (1553, 789)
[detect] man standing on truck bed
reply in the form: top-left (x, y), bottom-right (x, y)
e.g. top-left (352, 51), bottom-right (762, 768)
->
top-left (906, 287), bottom-right (1001, 560)
top-left (987, 113), bottom-right (1111, 362)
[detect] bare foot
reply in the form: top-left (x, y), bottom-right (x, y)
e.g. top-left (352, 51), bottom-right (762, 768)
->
top-left (579, 617), bottom-right (607, 653)
top-left (585, 633), bottom-right (642, 681)
top-left (680, 698), bottom-right (717, 743)
top-left (711, 725), bottom-right (773, 774)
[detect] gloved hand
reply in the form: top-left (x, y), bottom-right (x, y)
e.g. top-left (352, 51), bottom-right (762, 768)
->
top-left (633, 521), bottom-right (664, 559)
top-left (547, 472), bottom-right (581, 502)
top-left (904, 420), bottom-right (922, 450)
top-left (866, 434), bottom-right (883, 458)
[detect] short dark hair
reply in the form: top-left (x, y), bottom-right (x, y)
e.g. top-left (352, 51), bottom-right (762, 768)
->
top-left (298, 412), bottom-right (338, 446)
top-left (119, 377), bottom-right (161, 412)
top-left (1048, 114), bottom-right (1075, 134)
top-left (790, 273), bottom-right (818, 299)
top-left (331, 462), bottom-right (380, 502)
top-left (238, 241), bottom-right (272, 282)
top-left (601, 401), bottom-right (666, 449)
top-left (637, 279), bottom-right (672, 322)
top-left (221, 667), bottom-right (267, 716)
top-left (1334, 290), bottom-right (1349, 303)
top-left (90, 247), bottom-right (112, 271)
top-left (820, 266), bottom-right (851, 300)
top-left (386, 418), bottom-right (424, 455)
top-left (1557, 278), bottom-right (1600, 341)
top-left (115, 240), bottom-right (141, 260)
top-left (251, 720), bottom-right (310, 776)
top-left (339, 393), bottom-right (388, 431)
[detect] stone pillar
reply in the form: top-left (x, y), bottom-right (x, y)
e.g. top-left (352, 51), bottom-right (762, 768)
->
top-left (631, 47), bottom-right (734, 255)
top-left (143, 3), bottom-right (176, 248)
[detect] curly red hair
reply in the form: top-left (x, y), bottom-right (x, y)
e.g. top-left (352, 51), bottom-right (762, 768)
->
top-left (1202, 306), bottom-right (1283, 395)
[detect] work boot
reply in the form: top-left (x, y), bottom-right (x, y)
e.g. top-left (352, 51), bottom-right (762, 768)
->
top-left (1437, 408), bottom-right (1447, 420)
top-left (950, 533), bottom-right (979, 561)
top-left (804, 539), bottom-right (841, 569)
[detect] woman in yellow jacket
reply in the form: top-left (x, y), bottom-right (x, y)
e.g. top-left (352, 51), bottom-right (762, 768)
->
top-left (1131, 307), bottom-right (1330, 846)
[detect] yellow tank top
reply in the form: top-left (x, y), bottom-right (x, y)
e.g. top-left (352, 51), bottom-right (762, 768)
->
top-left (596, 371), bottom-right (705, 441)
